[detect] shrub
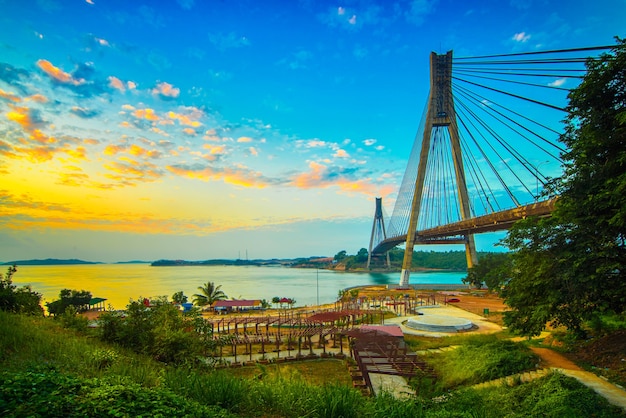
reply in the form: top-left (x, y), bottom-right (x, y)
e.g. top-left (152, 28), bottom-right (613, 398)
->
top-left (426, 335), bottom-right (537, 388)
top-left (0, 367), bottom-right (233, 417)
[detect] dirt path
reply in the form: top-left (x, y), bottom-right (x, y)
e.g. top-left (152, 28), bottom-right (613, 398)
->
top-left (529, 347), bottom-right (626, 412)
top-left (530, 347), bottom-right (583, 370)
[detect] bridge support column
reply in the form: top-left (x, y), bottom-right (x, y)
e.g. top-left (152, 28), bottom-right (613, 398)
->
top-left (398, 50), bottom-right (478, 286)
top-left (465, 234), bottom-right (478, 269)
top-left (399, 269), bottom-right (411, 287)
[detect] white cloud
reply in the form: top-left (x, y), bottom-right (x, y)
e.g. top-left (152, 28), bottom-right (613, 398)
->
top-left (548, 78), bottom-right (566, 87)
top-left (512, 32), bottom-right (531, 43)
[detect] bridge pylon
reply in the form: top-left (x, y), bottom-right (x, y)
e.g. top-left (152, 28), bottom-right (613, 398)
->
top-left (367, 197), bottom-right (390, 269)
top-left (399, 51), bottom-right (478, 287)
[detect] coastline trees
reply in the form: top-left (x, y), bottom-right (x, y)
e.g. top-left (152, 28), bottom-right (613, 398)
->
top-left (192, 281), bottom-right (227, 308)
top-left (463, 253), bottom-right (511, 290)
top-left (171, 291), bottom-right (188, 304)
top-left (502, 38), bottom-right (626, 336)
top-left (46, 289), bottom-right (93, 316)
top-left (0, 265), bottom-right (43, 315)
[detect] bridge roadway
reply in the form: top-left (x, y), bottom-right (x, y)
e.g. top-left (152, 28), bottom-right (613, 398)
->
top-left (372, 198), bottom-right (557, 254)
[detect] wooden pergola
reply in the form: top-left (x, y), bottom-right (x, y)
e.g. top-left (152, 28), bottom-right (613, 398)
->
top-left (345, 327), bottom-right (436, 394)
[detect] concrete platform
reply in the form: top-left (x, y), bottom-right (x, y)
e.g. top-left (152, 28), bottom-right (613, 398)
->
top-left (384, 304), bottom-right (502, 337)
top-left (405, 315), bottom-right (473, 332)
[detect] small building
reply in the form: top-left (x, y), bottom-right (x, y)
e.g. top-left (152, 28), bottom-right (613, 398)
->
top-left (88, 297), bottom-right (107, 312)
top-left (212, 299), bottom-right (262, 313)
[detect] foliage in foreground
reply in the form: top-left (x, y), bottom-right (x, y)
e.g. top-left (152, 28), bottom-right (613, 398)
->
top-left (0, 367), bottom-right (233, 418)
top-left (502, 38), bottom-right (626, 337)
top-left (1, 311), bottom-right (623, 417)
top-left (0, 265), bottom-right (43, 315)
top-left (435, 372), bottom-right (624, 418)
top-left (420, 335), bottom-right (538, 390)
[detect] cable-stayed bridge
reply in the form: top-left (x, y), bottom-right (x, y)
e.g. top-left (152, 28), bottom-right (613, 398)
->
top-left (368, 46), bottom-right (613, 286)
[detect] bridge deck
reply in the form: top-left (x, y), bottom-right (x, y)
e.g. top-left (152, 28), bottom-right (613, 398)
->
top-left (373, 198), bottom-right (556, 254)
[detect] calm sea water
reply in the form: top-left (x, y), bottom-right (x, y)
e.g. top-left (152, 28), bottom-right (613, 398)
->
top-left (11, 264), bottom-right (467, 310)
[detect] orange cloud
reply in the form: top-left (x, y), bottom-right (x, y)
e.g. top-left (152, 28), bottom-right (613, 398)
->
top-left (290, 161), bottom-right (388, 197)
top-left (36, 59), bottom-right (84, 85)
top-left (104, 144), bottom-right (127, 155)
top-left (108, 76), bottom-right (126, 92)
top-left (28, 94), bottom-right (48, 103)
top-left (129, 144), bottom-right (162, 159)
top-left (166, 165), bottom-right (268, 188)
top-left (108, 76), bottom-right (137, 93)
top-left (132, 108), bottom-right (159, 121)
top-left (65, 146), bottom-right (87, 160)
top-left (202, 143), bottom-right (227, 155)
top-left (167, 110), bottom-right (202, 127)
top-left (237, 136), bottom-right (253, 143)
top-left (6, 105), bottom-right (42, 131)
top-left (14, 145), bottom-right (58, 162)
top-left (104, 157), bottom-right (162, 182)
top-left (152, 82), bottom-right (180, 98)
top-left (0, 89), bottom-right (21, 102)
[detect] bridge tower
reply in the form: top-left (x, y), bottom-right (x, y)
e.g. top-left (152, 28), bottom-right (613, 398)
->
top-left (367, 197), bottom-right (390, 269)
top-left (399, 51), bottom-right (478, 287)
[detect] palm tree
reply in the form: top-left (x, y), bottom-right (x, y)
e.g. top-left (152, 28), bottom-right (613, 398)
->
top-left (193, 281), bottom-right (227, 307)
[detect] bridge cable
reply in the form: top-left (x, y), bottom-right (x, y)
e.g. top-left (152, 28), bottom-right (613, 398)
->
top-left (453, 100), bottom-right (524, 206)
top-left (451, 68), bottom-right (585, 78)
top-left (453, 82), bottom-right (566, 160)
top-left (449, 109), bottom-right (504, 212)
top-left (453, 45), bottom-right (614, 60)
top-left (452, 81), bottom-right (564, 138)
top-left (453, 58), bottom-right (590, 65)
top-left (453, 76), bottom-right (566, 112)
top-left (453, 70), bottom-right (572, 91)
top-left (454, 97), bottom-right (536, 201)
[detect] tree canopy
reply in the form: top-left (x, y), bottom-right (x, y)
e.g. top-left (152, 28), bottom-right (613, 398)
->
top-left (0, 265), bottom-right (43, 315)
top-left (502, 38), bottom-right (626, 336)
top-left (46, 289), bottom-right (93, 316)
top-left (463, 252), bottom-right (511, 290)
top-left (192, 281), bottom-right (227, 307)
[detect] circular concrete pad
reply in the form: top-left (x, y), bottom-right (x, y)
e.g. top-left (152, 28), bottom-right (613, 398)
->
top-left (405, 315), bottom-right (473, 332)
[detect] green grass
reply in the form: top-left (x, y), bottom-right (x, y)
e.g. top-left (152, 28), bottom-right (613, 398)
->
top-left (1, 311), bottom-right (623, 418)
top-left (227, 359), bottom-right (352, 386)
top-left (404, 330), bottom-right (513, 351)
top-left (421, 334), bottom-right (538, 389)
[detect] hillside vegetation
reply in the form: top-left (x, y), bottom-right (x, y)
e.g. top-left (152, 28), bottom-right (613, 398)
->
top-left (1, 311), bottom-right (623, 417)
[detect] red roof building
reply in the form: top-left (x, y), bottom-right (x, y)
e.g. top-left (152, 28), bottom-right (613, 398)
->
top-left (212, 299), bottom-right (262, 312)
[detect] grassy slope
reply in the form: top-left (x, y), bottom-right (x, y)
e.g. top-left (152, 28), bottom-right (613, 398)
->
top-left (1, 312), bottom-right (623, 418)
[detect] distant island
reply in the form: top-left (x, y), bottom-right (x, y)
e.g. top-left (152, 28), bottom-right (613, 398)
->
top-left (151, 258), bottom-right (298, 267)
top-left (2, 258), bottom-right (102, 266)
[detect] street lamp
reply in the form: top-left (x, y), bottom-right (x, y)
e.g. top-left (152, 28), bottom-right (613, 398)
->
top-left (316, 268), bottom-right (319, 306)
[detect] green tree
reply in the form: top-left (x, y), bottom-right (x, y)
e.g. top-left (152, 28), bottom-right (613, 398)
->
top-left (171, 291), bottom-right (188, 304)
top-left (0, 265), bottom-right (43, 315)
top-left (502, 38), bottom-right (626, 336)
top-left (355, 248), bottom-right (368, 263)
top-left (192, 281), bottom-right (227, 307)
top-left (463, 252), bottom-right (511, 290)
top-left (333, 250), bottom-right (347, 262)
top-left (46, 289), bottom-right (92, 316)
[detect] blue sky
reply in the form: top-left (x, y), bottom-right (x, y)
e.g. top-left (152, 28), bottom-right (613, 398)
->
top-left (0, 0), bottom-right (624, 262)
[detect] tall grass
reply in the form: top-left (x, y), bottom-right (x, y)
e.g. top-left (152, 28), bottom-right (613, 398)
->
top-left (2, 311), bottom-right (623, 418)
top-left (164, 367), bottom-right (250, 412)
top-left (422, 334), bottom-right (538, 389)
